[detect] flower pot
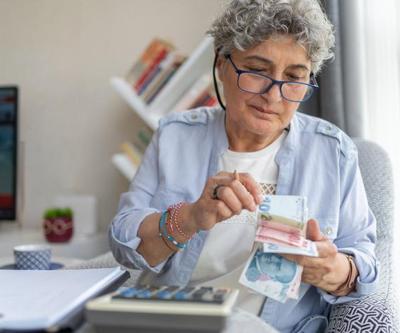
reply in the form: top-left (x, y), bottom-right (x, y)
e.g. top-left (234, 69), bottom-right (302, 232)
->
top-left (43, 217), bottom-right (73, 243)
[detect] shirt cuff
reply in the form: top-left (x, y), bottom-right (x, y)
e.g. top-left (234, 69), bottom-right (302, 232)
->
top-left (318, 247), bottom-right (379, 304)
top-left (108, 208), bottom-right (168, 273)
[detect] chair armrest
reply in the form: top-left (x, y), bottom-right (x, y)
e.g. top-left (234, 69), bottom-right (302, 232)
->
top-left (327, 294), bottom-right (395, 332)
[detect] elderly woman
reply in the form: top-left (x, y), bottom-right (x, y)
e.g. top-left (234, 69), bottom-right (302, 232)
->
top-left (109, 0), bottom-right (378, 332)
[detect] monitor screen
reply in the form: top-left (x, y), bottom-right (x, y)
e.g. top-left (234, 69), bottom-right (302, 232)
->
top-left (0, 86), bottom-right (18, 220)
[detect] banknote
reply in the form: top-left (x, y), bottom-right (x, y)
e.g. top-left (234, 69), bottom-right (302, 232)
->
top-left (256, 225), bottom-right (305, 247)
top-left (258, 212), bottom-right (305, 231)
top-left (239, 250), bottom-right (302, 303)
top-left (256, 224), bottom-right (319, 257)
top-left (257, 218), bottom-right (303, 235)
top-left (262, 238), bottom-right (318, 257)
top-left (286, 264), bottom-right (303, 299)
top-left (240, 195), bottom-right (316, 302)
top-left (257, 195), bottom-right (308, 231)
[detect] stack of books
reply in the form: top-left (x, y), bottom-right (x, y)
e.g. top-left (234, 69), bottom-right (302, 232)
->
top-left (126, 38), bottom-right (186, 105)
top-left (125, 38), bottom-right (218, 111)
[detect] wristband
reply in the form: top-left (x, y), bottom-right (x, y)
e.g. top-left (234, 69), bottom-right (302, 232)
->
top-left (168, 202), bottom-right (192, 240)
top-left (159, 211), bottom-right (187, 250)
top-left (331, 254), bottom-right (358, 296)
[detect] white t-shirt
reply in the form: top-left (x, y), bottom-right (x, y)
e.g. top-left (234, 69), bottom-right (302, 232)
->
top-left (189, 131), bottom-right (287, 314)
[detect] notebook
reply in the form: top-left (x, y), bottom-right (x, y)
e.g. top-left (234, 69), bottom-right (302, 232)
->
top-left (0, 267), bottom-right (128, 331)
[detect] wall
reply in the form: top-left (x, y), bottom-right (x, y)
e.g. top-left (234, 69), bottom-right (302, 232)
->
top-left (0, 0), bottom-right (224, 230)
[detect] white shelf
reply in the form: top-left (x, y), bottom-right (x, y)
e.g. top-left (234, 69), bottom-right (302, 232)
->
top-left (111, 36), bottom-right (215, 131)
top-left (149, 37), bottom-right (215, 115)
top-left (110, 77), bottom-right (160, 130)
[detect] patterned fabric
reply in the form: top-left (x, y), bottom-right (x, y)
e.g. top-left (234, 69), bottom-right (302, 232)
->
top-left (328, 295), bottom-right (394, 332)
top-left (14, 248), bottom-right (51, 270)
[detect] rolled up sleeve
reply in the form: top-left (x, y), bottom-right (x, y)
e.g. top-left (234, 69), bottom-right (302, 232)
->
top-left (319, 147), bottom-right (379, 304)
top-left (108, 130), bottom-right (169, 273)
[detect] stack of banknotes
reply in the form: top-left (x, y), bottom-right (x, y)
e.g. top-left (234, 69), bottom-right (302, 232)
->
top-left (239, 195), bottom-right (319, 303)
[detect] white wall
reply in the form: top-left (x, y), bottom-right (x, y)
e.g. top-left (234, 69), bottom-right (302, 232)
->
top-left (0, 0), bottom-right (224, 230)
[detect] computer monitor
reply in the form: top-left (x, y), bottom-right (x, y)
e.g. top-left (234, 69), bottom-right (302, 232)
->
top-left (0, 86), bottom-right (18, 221)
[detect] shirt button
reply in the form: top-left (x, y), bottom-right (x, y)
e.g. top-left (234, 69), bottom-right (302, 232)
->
top-left (324, 226), bottom-right (333, 236)
top-left (191, 114), bottom-right (198, 120)
top-left (326, 125), bottom-right (332, 131)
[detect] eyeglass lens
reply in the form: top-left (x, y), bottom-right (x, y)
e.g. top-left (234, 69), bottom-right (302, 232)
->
top-left (238, 73), bottom-right (312, 102)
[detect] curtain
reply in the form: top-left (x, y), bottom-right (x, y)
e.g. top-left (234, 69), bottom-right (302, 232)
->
top-left (363, 0), bottom-right (400, 259)
top-left (300, 0), bottom-right (368, 138)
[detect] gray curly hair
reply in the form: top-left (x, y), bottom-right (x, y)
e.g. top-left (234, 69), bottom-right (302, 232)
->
top-left (207, 0), bottom-right (335, 74)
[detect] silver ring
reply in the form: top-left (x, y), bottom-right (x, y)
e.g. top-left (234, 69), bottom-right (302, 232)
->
top-left (212, 184), bottom-right (224, 200)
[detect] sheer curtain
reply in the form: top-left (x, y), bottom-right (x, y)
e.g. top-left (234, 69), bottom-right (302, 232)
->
top-left (363, 0), bottom-right (400, 262)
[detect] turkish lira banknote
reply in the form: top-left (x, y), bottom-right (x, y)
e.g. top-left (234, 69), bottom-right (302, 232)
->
top-left (240, 195), bottom-right (318, 303)
top-left (239, 250), bottom-right (303, 303)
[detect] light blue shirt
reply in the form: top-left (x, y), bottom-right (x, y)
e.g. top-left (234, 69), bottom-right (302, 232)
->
top-left (109, 107), bottom-right (378, 333)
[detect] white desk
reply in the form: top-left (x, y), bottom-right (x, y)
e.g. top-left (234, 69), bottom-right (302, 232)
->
top-left (0, 223), bottom-right (109, 266)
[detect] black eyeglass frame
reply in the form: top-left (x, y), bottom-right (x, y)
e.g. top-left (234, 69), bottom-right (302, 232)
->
top-left (224, 54), bottom-right (319, 103)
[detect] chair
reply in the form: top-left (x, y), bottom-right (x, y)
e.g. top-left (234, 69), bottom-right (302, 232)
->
top-left (327, 139), bottom-right (399, 332)
top-left (67, 139), bottom-right (399, 332)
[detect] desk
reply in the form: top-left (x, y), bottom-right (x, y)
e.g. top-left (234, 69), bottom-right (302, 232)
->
top-left (0, 224), bottom-right (109, 264)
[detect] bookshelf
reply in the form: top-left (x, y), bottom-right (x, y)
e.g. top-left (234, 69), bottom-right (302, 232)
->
top-left (111, 36), bottom-right (214, 131)
top-left (110, 77), bottom-right (159, 130)
top-left (111, 36), bottom-right (215, 180)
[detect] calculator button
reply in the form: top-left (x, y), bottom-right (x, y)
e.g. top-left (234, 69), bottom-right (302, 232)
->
top-left (213, 290), bottom-right (227, 303)
top-left (113, 287), bottom-right (143, 299)
top-left (191, 287), bottom-right (210, 301)
top-left (135, 286), bottom-right (159, 299)
top-left (174, 286), bottom-right (195, 300)
top-left (156, 286), bottom-right (180, 299)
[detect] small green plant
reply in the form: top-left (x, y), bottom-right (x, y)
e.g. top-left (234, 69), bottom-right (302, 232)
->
top-left (43, 207), bottom-right (73, 220)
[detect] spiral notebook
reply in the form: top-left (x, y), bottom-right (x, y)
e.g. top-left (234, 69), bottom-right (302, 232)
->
top-left (0, 267), bottom-right (128, 331)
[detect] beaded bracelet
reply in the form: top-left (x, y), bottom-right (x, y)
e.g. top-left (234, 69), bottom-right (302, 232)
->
top-left (167, 202), bottom-right (191, 240)
top-left (159, 211), bottom-right (187, 250)
top-left (158, 212), bottom-right (177, 252)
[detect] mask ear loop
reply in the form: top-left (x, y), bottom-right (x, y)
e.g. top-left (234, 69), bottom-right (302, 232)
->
top-left (212, 48), bottom-right (226, 111)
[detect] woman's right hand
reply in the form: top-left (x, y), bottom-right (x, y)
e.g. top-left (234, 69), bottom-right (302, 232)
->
top-left (181, 171), bottom-right (263, 235)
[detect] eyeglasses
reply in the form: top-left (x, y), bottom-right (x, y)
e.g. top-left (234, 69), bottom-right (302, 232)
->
top-left (225, 55), bottom-right (318, 103)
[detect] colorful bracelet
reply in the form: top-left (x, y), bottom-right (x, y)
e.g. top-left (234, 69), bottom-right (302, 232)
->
top-left (159, 211), bottom-right (187, 250)
top-left (167, 202), bottom-right (191, 240)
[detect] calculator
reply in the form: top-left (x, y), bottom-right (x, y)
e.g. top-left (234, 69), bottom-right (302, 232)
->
top-left (85, 285), bottom-right (239, 333)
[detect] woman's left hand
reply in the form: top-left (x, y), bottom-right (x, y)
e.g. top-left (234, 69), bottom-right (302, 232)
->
top-left (281, 219), bottom-right (350, 293)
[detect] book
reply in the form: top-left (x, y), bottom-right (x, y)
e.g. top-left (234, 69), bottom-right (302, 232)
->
top-left (134, 48), bottom-right (169, 93)
top-left (135, 126), bottom-right (153, 153)
top-left (125, 39), bottom-right (169, 85)
top-left (138, 51), bottom-right (177, 96)
top-left (0, 267), bottom-right (128, 331)
top-left (140, 52), bottom-right (185, 100)
top-left (133, 42), bottom-right (175, 92)
top-left (145, 60), bottom-right (183, 105)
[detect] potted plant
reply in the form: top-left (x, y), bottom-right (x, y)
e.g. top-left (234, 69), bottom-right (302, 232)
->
top-left (43, 207), bottom-right (74, 243)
